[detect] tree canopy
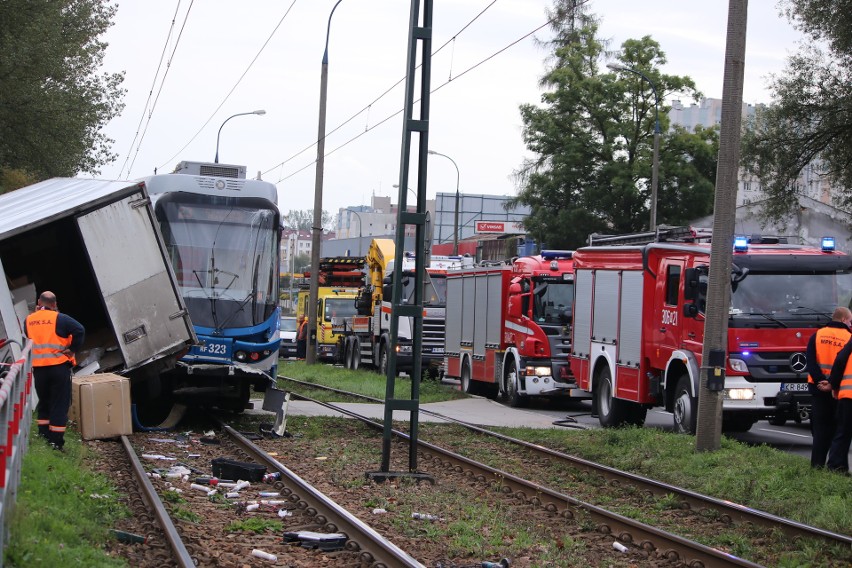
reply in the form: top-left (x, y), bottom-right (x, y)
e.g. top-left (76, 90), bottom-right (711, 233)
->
top-left (281, 209), bottom-right (334, 232)
top-left (0, 0), bottom-right (125, 190)
top-left (741, 0), bottom-right (852, 222)
top-left (511, 1), bottom-right (718, 248)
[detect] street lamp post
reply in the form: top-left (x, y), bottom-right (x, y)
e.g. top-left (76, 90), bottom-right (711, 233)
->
top-left (345, 208), bottom-right (363, 256)
top-left (392, 183), bottom-right (418, 204)
top-left (288, 233), bottom-right (297, 313)
top-left (307, 0), bottom-right (344, 364)
top-left (427, 150), bottom-right (460, 254)
top-left (214, 110), bottom-right (266, 164)
top-left (607, 62), bottom-right (660, 230)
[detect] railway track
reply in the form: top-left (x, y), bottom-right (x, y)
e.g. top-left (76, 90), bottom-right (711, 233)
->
top-left (278, 375), bottom-right (852, 562)
top-left (117, 422), bottom-right (423, 567)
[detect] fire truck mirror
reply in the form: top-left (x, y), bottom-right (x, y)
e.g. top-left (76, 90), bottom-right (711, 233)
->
top-left (683, 303), bottom-right (699, 319)
top-left (507, 295), bottom-right (523, 319)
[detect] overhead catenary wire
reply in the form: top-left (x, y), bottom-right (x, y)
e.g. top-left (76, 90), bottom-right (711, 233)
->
top-left (126, 0), bottom-right (197, 178)
top-left (154, 0), bottom-right (300, 172)
top-left (273, 15), bottom-right (557, 184)
top-left (116, 0), bottom-right (183, 180)
top-left (263, 0), bottom-right (503, 179)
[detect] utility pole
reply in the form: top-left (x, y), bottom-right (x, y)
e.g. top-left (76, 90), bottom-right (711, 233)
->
top-left (696, 0), bottom-right (748, 452)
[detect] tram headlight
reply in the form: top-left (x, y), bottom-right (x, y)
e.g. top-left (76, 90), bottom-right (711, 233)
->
top-left (235, 351), bottom-right (248, 362)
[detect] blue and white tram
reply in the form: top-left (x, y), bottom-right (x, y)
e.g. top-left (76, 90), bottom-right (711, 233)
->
top-left (143, 161), bottom-right (281, 410)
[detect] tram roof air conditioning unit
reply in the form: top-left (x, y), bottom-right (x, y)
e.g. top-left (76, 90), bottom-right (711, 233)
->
top-left (174, 161), bottom-right (246, 179)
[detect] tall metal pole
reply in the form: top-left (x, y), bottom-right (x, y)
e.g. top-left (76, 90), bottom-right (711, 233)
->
top-left (696, 0), bottom-right (748, 452)
top-left (650, 103), bottom-right (660, 230)
top-left (606, 63), bottom-right (660, 229)
top-left (289, 233), bottom-right (296, 313)
top-left (214, 110), bottom-right (266, 164)
top-left (307, 0), bottom-right (344, 365)
top-left (427, 150), bottom-right (460, 254)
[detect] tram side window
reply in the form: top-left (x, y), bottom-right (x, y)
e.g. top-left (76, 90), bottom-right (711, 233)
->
top-left (665, 265), bottom-right (681, 306)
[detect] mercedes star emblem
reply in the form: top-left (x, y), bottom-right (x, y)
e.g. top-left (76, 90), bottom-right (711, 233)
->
top-left (789, 352), bottom-right (807, 373)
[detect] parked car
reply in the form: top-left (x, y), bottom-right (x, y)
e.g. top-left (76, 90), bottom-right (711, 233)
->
top-left (279, 316), bottom-right (298, 358)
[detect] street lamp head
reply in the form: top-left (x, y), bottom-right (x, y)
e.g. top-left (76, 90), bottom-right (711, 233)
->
top-left (606, 62), bottom-right (625, 72)
top-left (215, 110), bottom-right (268, 163)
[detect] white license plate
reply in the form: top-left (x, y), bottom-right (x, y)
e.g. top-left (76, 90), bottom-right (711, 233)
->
top-left (780, 383), bottom-right (809, 392)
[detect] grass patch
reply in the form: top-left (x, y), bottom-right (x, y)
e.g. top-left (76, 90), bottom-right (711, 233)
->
top-left (487, 425), bottom-right (852, 536)
top-left (5, 429), bottom-right (128, 567)
top-left (277, 359), bottom-right (467, 404)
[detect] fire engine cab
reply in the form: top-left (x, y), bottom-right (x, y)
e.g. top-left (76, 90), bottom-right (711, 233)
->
top-left (445, 251), bottom-right (590, 406)
top-left (569, 226), bottom-right (852, 433)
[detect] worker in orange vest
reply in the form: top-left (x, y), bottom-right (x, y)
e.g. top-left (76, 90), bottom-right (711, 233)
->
top-left (296, 315), bottom-right (308, 360)
top-left (827, 329), bottom-right (852, 474)
top-left (805, 307), bottom-right (852, 468)
top-left (24, 291), bottom-right (85, 451)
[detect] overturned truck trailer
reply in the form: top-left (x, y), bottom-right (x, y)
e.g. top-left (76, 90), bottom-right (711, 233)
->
top-left (0, 178), bottom-right (196, 398)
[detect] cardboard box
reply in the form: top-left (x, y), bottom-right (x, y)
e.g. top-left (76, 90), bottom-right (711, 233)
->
top-left (71, 373), bottom-right (133, 440)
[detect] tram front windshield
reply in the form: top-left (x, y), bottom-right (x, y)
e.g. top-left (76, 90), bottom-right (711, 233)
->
top-left (155, 194), bottom-right (280, 329)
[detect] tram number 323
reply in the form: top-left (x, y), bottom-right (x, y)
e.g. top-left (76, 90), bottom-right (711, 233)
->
top-left (200, 343), bottom-right (228, 355)
top-left (661, 309), bottom-right (678, 326)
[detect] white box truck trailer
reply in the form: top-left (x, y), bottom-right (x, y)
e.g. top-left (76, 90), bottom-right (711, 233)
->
top-left (0, 178), bottom-right (196, 389)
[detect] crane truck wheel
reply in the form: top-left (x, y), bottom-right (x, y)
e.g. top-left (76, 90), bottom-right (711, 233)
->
top-left (378, 343), bottom-right (389, 376)
top-left (503, 358), bottom-right (527, 408)
top-left (594, 365), bottom-right (631, 427)
top-left (673, 375), bottom-right (697, 434)
top-left (352, 338), bottom-right (361, 370)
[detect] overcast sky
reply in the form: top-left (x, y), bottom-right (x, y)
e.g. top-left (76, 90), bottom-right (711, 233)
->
top-left (98, 1), bottom-right (804, 216)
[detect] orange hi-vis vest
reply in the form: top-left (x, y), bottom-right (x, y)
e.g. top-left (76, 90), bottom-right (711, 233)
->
top-left (812, 325), bottom-right (852, 384)
top-left (26, 310), bottom-right (76, 367)
top-left (838, 355), bottom-right (852, 400)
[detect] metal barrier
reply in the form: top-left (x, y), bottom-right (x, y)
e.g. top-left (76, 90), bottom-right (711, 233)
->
top-left (0, 339), bottom-right (33, 565)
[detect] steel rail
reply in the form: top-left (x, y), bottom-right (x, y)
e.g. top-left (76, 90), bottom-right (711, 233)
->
top-left (280, 375), bottom-right (852, 547)
top-left (285, 392), bottom-right (765, 568)
top-left (121, 435), bottom-right (196, 568)
top-left (212, 417), bottom-right (425, 568)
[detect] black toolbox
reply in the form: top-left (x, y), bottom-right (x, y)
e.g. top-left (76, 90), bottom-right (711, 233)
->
top-left (211, 457), bottom-right (267, 482)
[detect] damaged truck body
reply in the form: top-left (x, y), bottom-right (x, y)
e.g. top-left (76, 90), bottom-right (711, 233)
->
top-left (0, 178), bottom-right (197, 409)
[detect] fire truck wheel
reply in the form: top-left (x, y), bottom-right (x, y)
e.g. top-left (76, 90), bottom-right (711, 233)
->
top-left (461, 360), bottom-right (479, 395)
top-left (673, 375), bottom-right (697, 434)
top-left (504, 359), bottom-right (526, 408)
top-left (594, 366), bottom-right (630, 427)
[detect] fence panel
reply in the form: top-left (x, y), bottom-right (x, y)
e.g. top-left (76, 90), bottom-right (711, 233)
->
top-left (0, 339), bottom-right (33, 566)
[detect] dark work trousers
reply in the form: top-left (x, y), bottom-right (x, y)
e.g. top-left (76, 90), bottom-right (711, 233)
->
top-left (810, 391), bottom-right (838, 468)
top-left (34, 363), bottom-right (72, 448)
top-left (827, 398), bottom-right (852, 473)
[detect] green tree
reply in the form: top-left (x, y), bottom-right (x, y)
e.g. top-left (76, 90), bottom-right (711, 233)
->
top-left (0, 0), bottom-right (125, 180)
top-left (282, 209), bottom-right (333, 231)
top-left (511, 2), bottom-right (716, 248)
top-left (741, 0), bottom-right (852, 223)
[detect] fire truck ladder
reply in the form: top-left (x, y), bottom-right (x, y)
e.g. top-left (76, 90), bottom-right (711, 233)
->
top-left (367, 0), bottom-right (435, 485)
top-left (588, 225), bottom-right (713, 246)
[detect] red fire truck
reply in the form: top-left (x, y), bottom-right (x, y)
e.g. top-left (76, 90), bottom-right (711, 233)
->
top-left (444, 251), bottom-right (591, 406)
top-left (569, 227), bottom-right (852, 433)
